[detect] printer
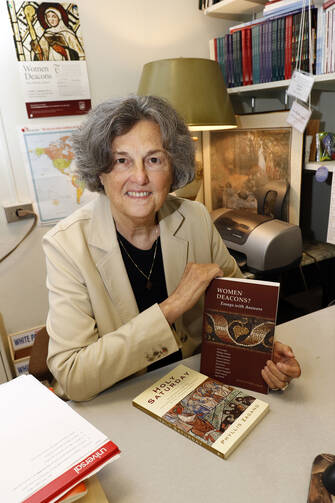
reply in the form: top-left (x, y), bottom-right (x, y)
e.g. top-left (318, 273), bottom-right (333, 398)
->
top-left (211, 207), bottom-right (303, 274)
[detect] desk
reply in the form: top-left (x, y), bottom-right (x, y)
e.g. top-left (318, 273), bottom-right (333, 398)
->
top-left (71, 307), bottom-right (335, 503)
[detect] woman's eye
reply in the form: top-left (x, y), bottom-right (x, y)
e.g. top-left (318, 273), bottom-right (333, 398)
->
top-left (148, 157), bottom-right (160, 164)
top-left (114, 157), bottom-right (130, 168)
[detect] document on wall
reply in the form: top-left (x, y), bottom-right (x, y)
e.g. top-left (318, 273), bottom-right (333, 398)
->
top-left (7, 1), bottom-right (91, 118)
top-left (20, 124), bottom-right (96, 224)
top-left (326, 173), bottom-right (335, 245)
top-left (0, 375), bottom-right (121, 503)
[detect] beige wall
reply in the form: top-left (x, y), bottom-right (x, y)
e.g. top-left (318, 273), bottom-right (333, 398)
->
top-left (0, 0), bottom-right (232, 333)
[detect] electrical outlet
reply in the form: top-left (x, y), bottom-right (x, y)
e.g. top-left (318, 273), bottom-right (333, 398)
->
top-left (4, 203), bottom-right (34, 223)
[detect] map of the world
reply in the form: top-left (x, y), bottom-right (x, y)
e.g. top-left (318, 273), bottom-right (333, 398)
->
top-left (22, 127), bottom-right (96, 224)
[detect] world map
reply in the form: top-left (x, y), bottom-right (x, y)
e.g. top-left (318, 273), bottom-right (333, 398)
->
top-left (22, 128), bottom-right (96, 224)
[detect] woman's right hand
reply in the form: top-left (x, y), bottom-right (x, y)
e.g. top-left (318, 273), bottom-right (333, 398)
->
top-left (159, 262), bottom-right (222, 325)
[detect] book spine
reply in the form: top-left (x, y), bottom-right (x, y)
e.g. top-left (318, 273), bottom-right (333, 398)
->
top-left (237, 30), bottom-right (243, 86)
top-left (280, 16), bottom-right (286, 79)
top-left (241, 29), bottom-right (248, 85)
top-left (228, 34), bottom-right (234, 87)
top-left (209, 37), bottom-right (216, 60)
top-left (219, 37), bottom-right (227, 85)
top-left (271, 19), bottom-right (277, 81)
top-left (285, 14), bottom-right (293, 78)
top-left (252, 25), bottom-right (259, 84)
top-left (23, 441), bottom-right (120, 503)
top-left (246, 28), bottom-right (253, 84)
top-left (316, 7), bottom-right (324, 73)
top-left (259, 23), bottom-right (264, 83)
top-left (224, 34), bottom-right (230, 87)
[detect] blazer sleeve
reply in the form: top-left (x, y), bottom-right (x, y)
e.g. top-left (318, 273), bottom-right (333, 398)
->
top-left (43, 234), bottom-right (179, 402)
top-left (199, 202), bottom-right (244, 278)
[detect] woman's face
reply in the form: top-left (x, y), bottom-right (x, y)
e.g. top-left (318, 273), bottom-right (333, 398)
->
top-left (46, 10), bottom-right (60, 27)
top-left (100, 120), bottom-right (173, 227)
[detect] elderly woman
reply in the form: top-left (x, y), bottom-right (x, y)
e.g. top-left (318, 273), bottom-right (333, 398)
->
top-left (43, 95), bottom-right (301, 401)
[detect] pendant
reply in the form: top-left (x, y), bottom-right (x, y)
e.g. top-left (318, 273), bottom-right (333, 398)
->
top-left (146, 279), bottom-right (152, 290)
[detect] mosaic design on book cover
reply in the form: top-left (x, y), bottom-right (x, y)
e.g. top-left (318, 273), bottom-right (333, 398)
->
top-left (203, 310), bottom-right (274, 353)
top-left (162, 378), bottom-right (256, 447)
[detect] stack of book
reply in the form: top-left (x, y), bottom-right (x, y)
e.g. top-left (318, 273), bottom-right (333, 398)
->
top-left (1, 375), bottom-right (120, 503)
top-left (209, 0), bottom-right (335, 87)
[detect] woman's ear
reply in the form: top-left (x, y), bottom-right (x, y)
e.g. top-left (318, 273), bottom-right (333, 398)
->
top-left (99, 175), bottom-right (104, 187)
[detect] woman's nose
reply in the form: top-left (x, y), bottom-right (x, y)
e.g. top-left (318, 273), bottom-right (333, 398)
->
top-left (130, 161), bottom-right (149, 184)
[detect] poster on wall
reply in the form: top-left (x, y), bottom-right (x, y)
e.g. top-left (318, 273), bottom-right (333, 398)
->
top-left (7, 1), bottom-right (91, 118)
top-left (20, 125), bottom-right (96, 224)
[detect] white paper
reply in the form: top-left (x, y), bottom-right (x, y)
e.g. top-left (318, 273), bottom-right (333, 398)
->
top-left (287, 70), bottom-right (315, 103)
top-left (0, 375), bottom-right (119, 503)
top-left (327, 173), bottom-right (335, 244)
top-left (17, 61), bottom-right (90, 103)
top-left (286, 100), bottom-right (312, 133)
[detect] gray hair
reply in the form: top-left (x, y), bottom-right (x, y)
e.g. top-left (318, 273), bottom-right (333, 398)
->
top-left (72, 95), bottom-right (195, 192)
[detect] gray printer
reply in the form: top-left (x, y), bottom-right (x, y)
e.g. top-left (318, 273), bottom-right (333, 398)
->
top-left (211, 182), bottom-right (303, 274)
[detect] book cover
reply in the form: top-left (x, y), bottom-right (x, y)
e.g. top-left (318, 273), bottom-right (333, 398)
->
top-left (57, 476), bottom-right (109, 503)
top-left (200, 277), bottom-right (280, 394)
top-left (1, 375), bottom-right (120, 503)
top-left (57, 482), bottom-right (87, 503)
top-left (133, 364), bottom-right (269, 460)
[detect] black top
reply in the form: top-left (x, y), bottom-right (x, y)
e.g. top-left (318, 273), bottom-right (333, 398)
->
top-left (116, 231), bottom-right (182, 371)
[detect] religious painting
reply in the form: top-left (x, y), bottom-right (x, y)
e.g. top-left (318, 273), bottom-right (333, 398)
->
top-left (203, 111), bottom-right (304, 225)
top-left (7, 1), bottom-right (91, 118)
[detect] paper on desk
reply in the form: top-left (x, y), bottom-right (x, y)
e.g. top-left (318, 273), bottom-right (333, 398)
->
top-left (0, 375), bottom-right (120, 503)
top-left (327, 172), bottom-right (335, 244)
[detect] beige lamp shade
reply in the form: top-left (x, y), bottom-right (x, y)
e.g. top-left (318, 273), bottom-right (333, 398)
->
top-left (137, 57), bottom-right (237, 131)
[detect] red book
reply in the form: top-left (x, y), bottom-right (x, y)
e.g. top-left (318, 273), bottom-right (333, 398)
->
top-left (241, 29), bottom-right (249, 85)
top-left (200, 277), bottom-right (280, 394)
top-left (57, 482), bottom-right (87, 503)
top-left (285, 14), bottom-right (293, 79)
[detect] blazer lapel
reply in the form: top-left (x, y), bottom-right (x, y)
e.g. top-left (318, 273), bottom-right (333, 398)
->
top-left (88, 195), bottom-right (139, 323)
top-left (159, 199), bottom-right (188, 296)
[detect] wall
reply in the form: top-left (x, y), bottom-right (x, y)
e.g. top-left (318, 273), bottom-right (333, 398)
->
top-left (0, 0), bottom-right (233, 333)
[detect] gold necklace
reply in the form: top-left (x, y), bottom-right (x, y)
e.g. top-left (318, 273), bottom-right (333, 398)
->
top-left (118, 236), bottom-right (158, 290)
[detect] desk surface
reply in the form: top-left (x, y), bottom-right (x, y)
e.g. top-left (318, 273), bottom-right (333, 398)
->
top-left (71, 306), bottom-right (335, 503)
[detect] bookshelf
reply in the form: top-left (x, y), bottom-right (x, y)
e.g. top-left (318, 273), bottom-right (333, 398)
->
top-left (202, 1), bottom-right (335, 244)
top-left (227, 73), bottom-right (335, 96)
top-left (205, 1), bottom-right (335, 95)
top-left (203, 0), bottom-right (266, 20)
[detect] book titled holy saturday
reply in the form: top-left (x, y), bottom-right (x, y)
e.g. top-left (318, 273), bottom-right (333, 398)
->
top-left (133, 364), bottom-right (269, 459)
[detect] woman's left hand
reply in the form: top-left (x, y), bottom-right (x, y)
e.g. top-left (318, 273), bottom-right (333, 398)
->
top-left (261, 341), bottom-right (301, 391)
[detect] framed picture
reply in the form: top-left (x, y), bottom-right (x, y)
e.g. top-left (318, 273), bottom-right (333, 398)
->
top-left (203, 111), bottom-right (304, 225)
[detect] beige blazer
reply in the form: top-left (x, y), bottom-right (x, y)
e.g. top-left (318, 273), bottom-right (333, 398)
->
top-left (43, 194), bottom-right (242, 401)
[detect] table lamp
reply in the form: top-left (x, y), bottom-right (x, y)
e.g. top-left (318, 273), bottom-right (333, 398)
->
top-left (137, 57), bottom-right (237, 131)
